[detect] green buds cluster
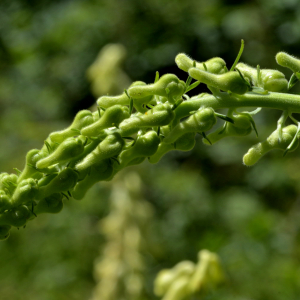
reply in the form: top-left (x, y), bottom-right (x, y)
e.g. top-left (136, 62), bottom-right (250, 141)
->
top-left (2, 41), bottom-right (300, 239)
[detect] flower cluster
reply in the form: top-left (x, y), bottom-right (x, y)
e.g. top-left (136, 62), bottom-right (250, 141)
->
top-left (1, 41), bottom-right (300, 240)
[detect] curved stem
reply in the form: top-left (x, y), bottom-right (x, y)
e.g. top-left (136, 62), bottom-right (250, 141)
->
top-left (174, 91), bottom-right (300, 121)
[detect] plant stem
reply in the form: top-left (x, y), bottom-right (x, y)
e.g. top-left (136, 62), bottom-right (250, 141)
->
top-left (174, 91), bottom-right (300, 121)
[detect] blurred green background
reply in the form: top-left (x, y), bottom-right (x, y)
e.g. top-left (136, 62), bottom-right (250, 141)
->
top-left (1, 0), bottom-right (300, 299)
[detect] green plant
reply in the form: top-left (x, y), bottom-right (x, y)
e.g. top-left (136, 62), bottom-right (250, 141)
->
top-left (1, 41), bottom-right (300, 240)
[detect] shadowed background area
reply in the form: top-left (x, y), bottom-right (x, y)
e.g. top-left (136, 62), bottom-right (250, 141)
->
top-left (0, 0), bottom-right (300, 299)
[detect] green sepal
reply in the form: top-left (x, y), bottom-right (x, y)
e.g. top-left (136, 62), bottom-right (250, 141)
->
top-left (172, 99), bottom-right (183, 111)
top-left (200, 132), bottom-right (212, 145)
top-left (235, 68), bottom-right (252, 90)
top-left (214, 112), bottom-right (234, 124)
top-left (185, 75), bottom-right (193, 92)
top-left (241, 113), bottom-right (258, 137)
top-left (155, 71), bottom-right (160, 83)
top-left (185, 81), bottom-right (201, 93)
top-left (13, 168), bottom-right (22, 176)
top-left (288, 73), bottom-right (299, 90)
top-left (230, 39), bottom-right (244, 71)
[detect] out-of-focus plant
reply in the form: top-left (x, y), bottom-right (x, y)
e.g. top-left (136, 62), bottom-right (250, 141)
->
top-left (90, 172), bottom-right (152, 300)
top-left (87, 44), bottom-right (131, 97)
top-left (154, 250), bottom-right (224, 300)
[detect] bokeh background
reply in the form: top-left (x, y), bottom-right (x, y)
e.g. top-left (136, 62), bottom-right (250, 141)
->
top-left (1, 0), bottom-right (300, 299)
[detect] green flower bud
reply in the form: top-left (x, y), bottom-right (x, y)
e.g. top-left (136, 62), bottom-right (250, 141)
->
top-left (72, 159), bottom-right (113, 200)
top-left (81, 105), bottom-right (130, 137)
top-left (164, 108), bottom-right (217, 143)
top-left (276, 52), bottom-right (300, 74)
top-left (128, 74), bottom-right (185, 104)
top-left (35, 193), bottom-right (63, 214)
top-left (75, 132), bottom-right (125, 174)
top-left (119, 103), bottom-right (175, 136)
top-left (11, 178), bottom-right (38, 207)
top-left (97, 81), bottom-right (153, 111)
top-left (36, 136), bottom-right (86, 169)
top-left (0, 225), bottom-right (11, 240)
top-left (0, 205), bottom-right (31, 227)
top-left (96, 81), bottom-right (140, 109)
top-left (236, 63), bottom-right (288, 92)
top-left (36, 168), bottom-right (78, 200)
top-left (18, 150), bottom-right (48, 183)
top-left (189, 68), bottom-right (248, 95)
top-left (261, 69), bottom-right (288, 92)
top-left (0, 190), bottom-right (11, 213)
top-left (97, 92), bottom-right (130, 109)
top-left (0, 173), bottom-right (18, 196)
top-left (149, 132), bottom-right (196, 163)
top-left (175, 53), bottom-right (226, 74)
top-left (50, 110), bottom-right (94, 143)
top-left (204, 114), bottom-right (252, 145)
top-left (243, 125), bottom-right (298, 166)
top-left (117, 131), bottom-right (160, 169)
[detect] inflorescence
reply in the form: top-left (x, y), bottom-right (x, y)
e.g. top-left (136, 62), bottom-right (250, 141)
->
top-left (1, 40), bottom-right (300, 240)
